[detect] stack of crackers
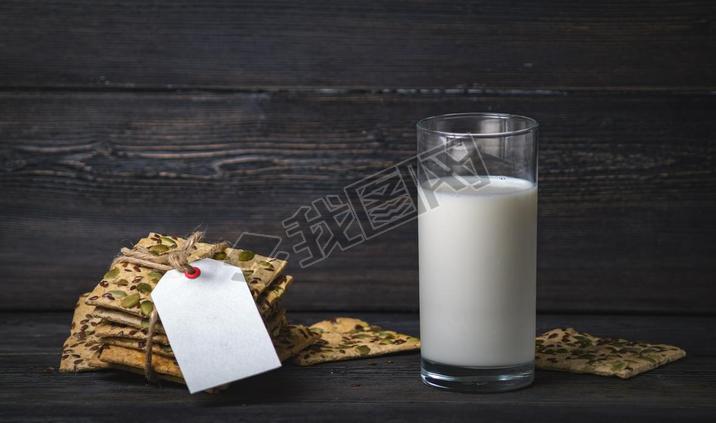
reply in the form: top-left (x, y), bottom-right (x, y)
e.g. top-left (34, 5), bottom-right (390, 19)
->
top-left (60, 232), bottom-right (421, 387)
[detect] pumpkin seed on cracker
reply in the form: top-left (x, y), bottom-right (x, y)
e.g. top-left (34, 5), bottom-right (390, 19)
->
top-left (148, 244), bottom-right (170, 255)
top-left (159, 236), bottom-right (178, 247)
top-left (103, 267), bottom-right (120, 280)
top-left (238, 250), bottom-right (255, 261)
top-left (109, 290), bottom-right (127, 298)
top-left (140, 300), bottom-right (154, 316)
top-left (120, 293), bottom-right (140, 308)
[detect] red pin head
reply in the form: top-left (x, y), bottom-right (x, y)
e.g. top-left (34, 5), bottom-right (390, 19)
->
top-left (184, 267), bottom-right (201, 279)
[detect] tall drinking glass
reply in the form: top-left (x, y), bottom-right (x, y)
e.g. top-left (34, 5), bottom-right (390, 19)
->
top-left (417, 113), bottom-right (538, 392)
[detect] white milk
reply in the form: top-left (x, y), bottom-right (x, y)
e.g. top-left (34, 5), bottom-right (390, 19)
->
top-left (419, 176), bottom-right (537, 367)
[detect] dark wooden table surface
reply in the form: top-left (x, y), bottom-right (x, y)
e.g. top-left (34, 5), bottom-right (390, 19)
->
top-left (2, 311), bottom-right (714, 422)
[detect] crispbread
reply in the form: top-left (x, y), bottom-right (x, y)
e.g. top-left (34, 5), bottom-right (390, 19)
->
top-left (103, 337), bottom-right (175, 358)
top-left (100, 324), bottom-right (318, 387)
top-left (275, 324), bottom-right (320, 361)
top-left (100, 344), bottom-right (183, 379)
top-left (99, 323), bottom-right (318, 379)
top-left (59, 293), bottom-right (110, 372)
top-left (95, 307), bottom-right (287, 348)
top-left (92, 307), bottom-right (166, 334)
top-left (85, 234), bottom-right (217, 317)
top-left (256, 275), bottom-right (294, 316)
top-left (535, 328), bottom-right (686, 379)
top-left (95, 321), bottom-right (170, 345)
top-left (266, 307), bottom-right (288, 337)
top-left (292, 317), bottom-right (420, 366)
top-left (86, 233), bottom-right (287, 318)
top-left (105, 363), bottom-right (186, 385)
top-left (102, 316), bottom-right (302, 362)
top-left (225, 247), bottom-right (288, 299)
top-left (90, 271), bottom-right (292, 336)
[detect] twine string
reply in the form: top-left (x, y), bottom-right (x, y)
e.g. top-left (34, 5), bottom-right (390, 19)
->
top-left (144, 308), bottom-right (160, 383)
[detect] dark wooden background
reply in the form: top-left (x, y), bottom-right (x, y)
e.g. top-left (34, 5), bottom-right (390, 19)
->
top-left (1, 0), bottom-right (714, 314)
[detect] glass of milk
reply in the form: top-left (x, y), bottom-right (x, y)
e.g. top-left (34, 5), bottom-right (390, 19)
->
top-left (417, 113), bottom-right (538, 392)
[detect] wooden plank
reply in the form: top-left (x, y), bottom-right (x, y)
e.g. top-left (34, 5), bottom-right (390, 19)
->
top-left (0, 0), bottom-right (714, 89)
top-left (0, 312), bottom-right (714, 422)
top-left (0, 91), bottom-right (715, 312)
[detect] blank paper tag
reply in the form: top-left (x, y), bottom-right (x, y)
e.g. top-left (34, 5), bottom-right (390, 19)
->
top-left (151, 258), bottom-right (281, 393)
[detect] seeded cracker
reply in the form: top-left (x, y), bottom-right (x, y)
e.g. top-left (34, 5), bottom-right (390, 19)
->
top-left (265, 307), bottom-right (288, 337)
top-left (274, 324), bottom-right (321, 361)
top-left (95, 302), bottom-right (286, 342)
top-left (95, 321), bottom-right (170, 345)
top-left (96, 307), bottom-right (287, 356)
top-left (292, 317), bottom-right (421, 366)
top-left (92, 278), bottom-right (290, 341)
top-left (93, 307), bottom-right (167, 334)
top-left (256, 275), bottom-right (294, 316)
top-left (99, 324), bottom-right (319, 384)
top-left (59, 293), bottom-right (109, 372)
top-left (86, 233), bottom-right (287, 319)
top-left (101, 344), bottom-right (184, 379)
top-left (536, 328), bottom-right (686, 379)
top-left (102, 337), bottom-right (176, 358)
top-left (225, 247), bottom-right (288, 299)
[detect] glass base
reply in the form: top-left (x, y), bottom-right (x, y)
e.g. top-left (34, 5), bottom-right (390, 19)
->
top-left (421, 358), bottom-right (534, 393)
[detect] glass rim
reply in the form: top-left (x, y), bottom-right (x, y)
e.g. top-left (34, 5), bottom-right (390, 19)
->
top-left (416, 112), bottom-right (539, 137)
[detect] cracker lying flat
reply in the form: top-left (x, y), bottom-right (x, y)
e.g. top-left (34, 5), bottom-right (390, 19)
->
top-left (292, 317), bottom-right (420, 366)
top-left (59, 293), bottom-right (109, 372)
top-left (536, 328), bottom-right (686, 379)
top-left (86, 233), bottom-right (287, 319)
